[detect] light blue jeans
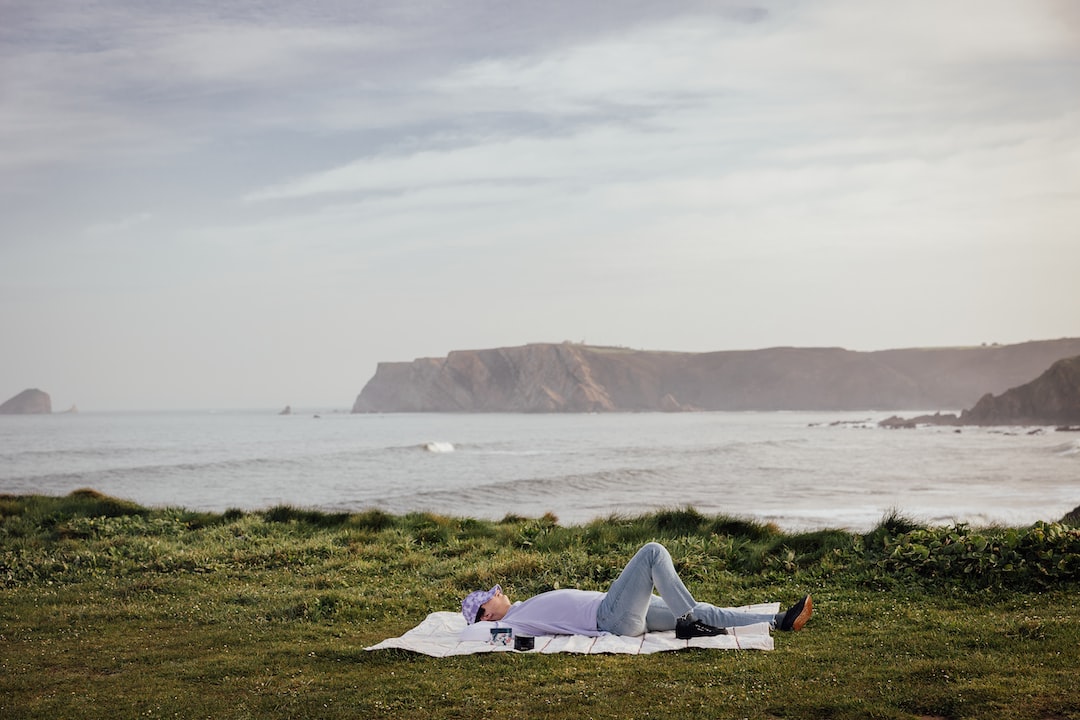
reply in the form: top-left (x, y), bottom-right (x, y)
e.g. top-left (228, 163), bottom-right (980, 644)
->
top-left (595, 542), bottom-right (777, 636)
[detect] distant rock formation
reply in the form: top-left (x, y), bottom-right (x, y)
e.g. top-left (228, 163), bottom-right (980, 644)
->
top-left (959, 355), bottom-right (1080, 426)
top-left (879, 412), bottom-right (960, 429)
top-left (0, 388), bottom-right (52, 415)
top-left (353, 338), bottom-right (1080, 413)
top-left (279, 405), bottom-right (292, 416)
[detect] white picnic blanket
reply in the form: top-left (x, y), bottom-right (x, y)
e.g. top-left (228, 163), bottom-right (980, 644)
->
top-left (365, 603), bottom-right (778, 657)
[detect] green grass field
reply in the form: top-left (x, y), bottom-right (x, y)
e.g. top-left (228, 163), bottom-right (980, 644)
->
top-left (2, 490), bottom-right (1078, 719)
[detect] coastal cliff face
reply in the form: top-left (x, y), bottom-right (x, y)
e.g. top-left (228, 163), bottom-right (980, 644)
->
top-left (960, 355), bottom-right (1080, 425)
top-left (355, 344), bottom-right (618, 412)
top-left (0, 388), bottom-right (52, 415)
top-left (352, 338), bottom-right (1080, 413)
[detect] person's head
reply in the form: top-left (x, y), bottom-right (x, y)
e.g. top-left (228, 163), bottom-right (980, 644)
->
top-left (461, 584), bottom-right (511, 624)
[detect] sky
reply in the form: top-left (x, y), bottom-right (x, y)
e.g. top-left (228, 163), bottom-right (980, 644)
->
top-left (2, 1), bottom-right (1079, 411)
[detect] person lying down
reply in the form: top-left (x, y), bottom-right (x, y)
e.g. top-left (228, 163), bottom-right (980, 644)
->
top-left (459, 542), bottom-right (812, 641)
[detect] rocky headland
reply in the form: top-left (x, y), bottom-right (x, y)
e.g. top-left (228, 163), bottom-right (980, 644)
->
top-left (0, 388), bottom-right (52, 415)
top-left (959, 355), bottom-right (1080, 426)
top-left (879, 354), bottom-right (1080, 428)
top-left (352, 338), bottom-right (1080, 414)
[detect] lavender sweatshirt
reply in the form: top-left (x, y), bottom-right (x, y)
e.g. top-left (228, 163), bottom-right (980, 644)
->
top-left (460, 589), bottom-right (607, 639)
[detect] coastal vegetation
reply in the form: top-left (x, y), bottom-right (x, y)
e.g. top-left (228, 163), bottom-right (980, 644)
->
top-left (2, 490), bottom-right (1078, 719)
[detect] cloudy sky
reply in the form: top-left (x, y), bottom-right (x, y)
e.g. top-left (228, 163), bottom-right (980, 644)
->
top-left (2, 1), bottom-right (1078, 411)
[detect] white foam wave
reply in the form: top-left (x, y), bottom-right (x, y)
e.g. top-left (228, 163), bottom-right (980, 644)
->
top-left (422, 441), bottom-right (455, 453)
top-left (1051, 439), bottom-right (1080, 457)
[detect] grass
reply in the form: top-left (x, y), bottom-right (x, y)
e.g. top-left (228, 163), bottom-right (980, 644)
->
top-left (1, 490), bottom-right (1078, 719)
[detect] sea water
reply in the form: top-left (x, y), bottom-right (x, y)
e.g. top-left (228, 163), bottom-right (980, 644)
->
top-left (1, 410), bottom-right (1076, 531)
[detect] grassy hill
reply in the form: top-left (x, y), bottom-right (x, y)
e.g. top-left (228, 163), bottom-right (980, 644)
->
top-left (2, 490), bottom-right (1078, 719)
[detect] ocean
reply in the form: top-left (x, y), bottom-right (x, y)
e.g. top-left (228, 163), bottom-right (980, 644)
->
top-left (2, 410), bottom-right (1077, 531)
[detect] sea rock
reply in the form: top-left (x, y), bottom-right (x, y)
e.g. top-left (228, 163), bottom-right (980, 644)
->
top-left (960, 355), bottom-right (1080, 426)
top-left (0, 388), bottom-right (52, 414)
top-left (279, 405), bottom-right (292, 416)
top-left (1062, 505), bottom-right (1080, 526)
top-left (352, 338), bottom-right (1080, 414)
top-left (879, 412), bottom-right (960, 429)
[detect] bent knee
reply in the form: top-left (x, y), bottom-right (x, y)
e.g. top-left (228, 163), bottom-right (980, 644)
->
top-left (641, 541), bottom-right (670, 559)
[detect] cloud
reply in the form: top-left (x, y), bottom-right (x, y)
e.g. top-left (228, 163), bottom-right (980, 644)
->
top-left (1, 1), bottom-right (1078, 408)
top-left (241, 1), bottom-right (1080, 204)
top-left (85, 212), bottom-right (153, 237)
top-left (0, 3), bottom-right (405, 172)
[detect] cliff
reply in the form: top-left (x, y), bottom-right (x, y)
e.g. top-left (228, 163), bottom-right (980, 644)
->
top-left (352, 338), bottom-right (1080, 413)
top-left (0, 388), bottom-right (52, 415)
top-left (960, 355), bottom-right (1080, 425)
top-left (354, 344), bottom-right (619, 413)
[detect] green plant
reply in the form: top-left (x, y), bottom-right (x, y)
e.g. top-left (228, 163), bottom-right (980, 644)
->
top-left (871, 521), bottom-right (1080, 589)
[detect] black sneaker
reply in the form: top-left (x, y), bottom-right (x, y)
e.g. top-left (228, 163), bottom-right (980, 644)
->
top-left (675, 617), bottom-right (728, 639)
top-left (778, 595), bottom-right (812, 631)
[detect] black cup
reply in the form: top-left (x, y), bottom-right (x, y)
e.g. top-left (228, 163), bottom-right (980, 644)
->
top-left (514, 635), bottom-right (534, 651)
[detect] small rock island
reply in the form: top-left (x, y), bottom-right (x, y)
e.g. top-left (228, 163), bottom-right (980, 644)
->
top-left (0, 388), bottom-right (53, 415)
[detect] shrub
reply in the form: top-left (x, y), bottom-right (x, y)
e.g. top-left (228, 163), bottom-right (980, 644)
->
top-left (873, 521), bottom-right (1080, 590)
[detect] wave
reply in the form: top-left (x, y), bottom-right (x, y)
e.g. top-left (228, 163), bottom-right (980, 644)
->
top-left (421, 441), bottom-right (455, 453)
top-left (0, 446), bottom-right (147, 463)
top-left (5, 454), bottom-right (311, 485)
top-left (1050, 440), bottom-right (1080, 457)
top-left (374, 466), bottom-right (668, 512)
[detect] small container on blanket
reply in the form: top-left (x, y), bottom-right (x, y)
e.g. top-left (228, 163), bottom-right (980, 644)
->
top-left (489, 627), bottom-right (513, 646)
top-left (514, 635), bottom-right (534, 651)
